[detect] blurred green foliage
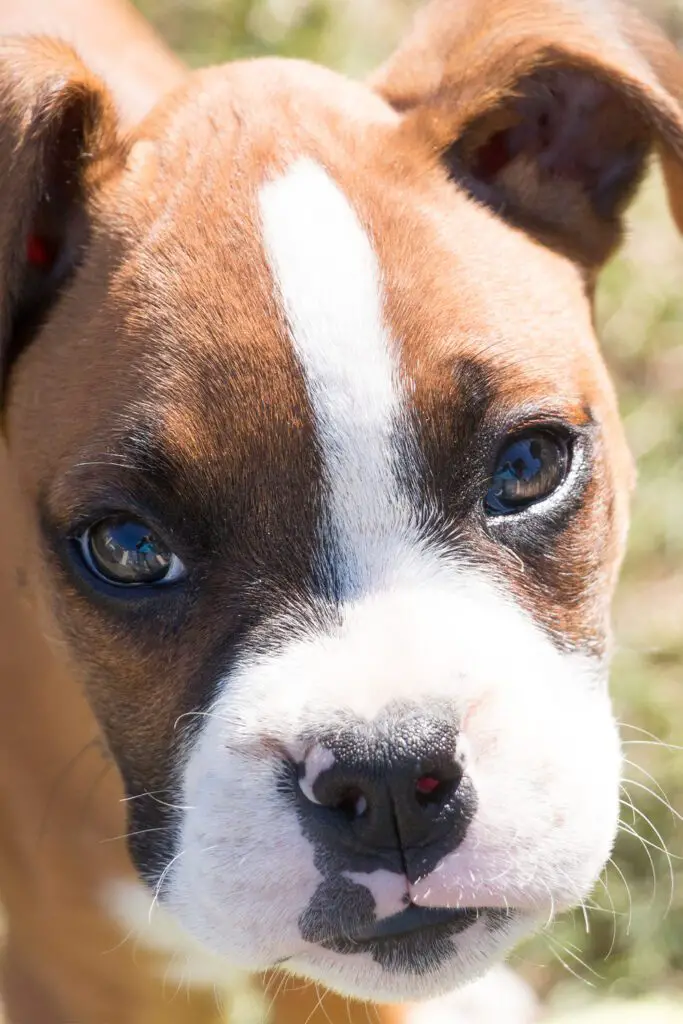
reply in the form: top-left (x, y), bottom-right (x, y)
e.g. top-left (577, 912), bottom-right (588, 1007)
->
top-left (133, 0), bottom-right (683, 1011)
top-left (136, 0), bottom-right (415, 75)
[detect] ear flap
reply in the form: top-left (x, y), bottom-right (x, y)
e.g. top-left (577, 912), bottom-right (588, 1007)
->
top-left (0, 38), bottom-right (123, 394)
top-left (371, 0), bottom-right (683, 266)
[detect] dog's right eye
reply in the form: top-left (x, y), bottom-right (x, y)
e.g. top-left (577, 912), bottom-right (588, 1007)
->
top-left (485, 431), bottom-right (570, 515)
top-left (78, 516), bottom-right (186, 587)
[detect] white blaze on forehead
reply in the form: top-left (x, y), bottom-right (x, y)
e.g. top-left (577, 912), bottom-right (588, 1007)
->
top-left (259, 158), bottom-right (413, 591)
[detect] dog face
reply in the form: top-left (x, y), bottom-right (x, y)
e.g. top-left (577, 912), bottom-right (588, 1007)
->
top-left (2, 1), bottom-right (683, 1003)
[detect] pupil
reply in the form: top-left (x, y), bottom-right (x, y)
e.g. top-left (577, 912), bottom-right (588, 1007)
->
top-left (90, 518), bottom-right (172, 583)
top-left (512, 455), bottom-right (532, 479)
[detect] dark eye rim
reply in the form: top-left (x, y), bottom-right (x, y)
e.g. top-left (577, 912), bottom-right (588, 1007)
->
top-left (484, 423), bottom-right (579, 519)
top-left (74, 513), bottom-right (187, 590)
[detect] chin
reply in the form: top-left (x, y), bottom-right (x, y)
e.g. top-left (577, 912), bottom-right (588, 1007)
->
top-left (281, 910), bottom-right (538, 1003)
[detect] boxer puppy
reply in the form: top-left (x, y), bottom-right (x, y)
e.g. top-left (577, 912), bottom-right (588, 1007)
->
top-left (1, 0), bottom-right (682, 1020)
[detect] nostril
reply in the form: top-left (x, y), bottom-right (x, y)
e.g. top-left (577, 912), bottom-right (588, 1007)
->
top-left (331, 786), bottom-right (369, 820)
top-left (414, 770), bottom-right (459, 808)
top-left (296, 757), bottom-right (372, 820)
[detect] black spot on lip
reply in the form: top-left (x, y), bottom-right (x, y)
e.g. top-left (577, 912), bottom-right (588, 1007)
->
top-left (353, 904), bottom-right (478, 943)
top-left (311, 903), bottom-right (512, 974)
top-left (323, 908), bottom-right (485, 975)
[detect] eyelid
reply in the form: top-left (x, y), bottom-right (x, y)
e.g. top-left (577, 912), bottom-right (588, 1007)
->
top-left (494, 418), bottom-right (578, 446)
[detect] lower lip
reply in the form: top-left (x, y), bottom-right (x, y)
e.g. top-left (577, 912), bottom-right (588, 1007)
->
top-left (349, 905), bottom-right (488, 945)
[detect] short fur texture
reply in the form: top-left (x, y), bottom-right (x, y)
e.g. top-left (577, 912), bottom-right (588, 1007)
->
top-left (1, 1), bottom-right (682, 1022)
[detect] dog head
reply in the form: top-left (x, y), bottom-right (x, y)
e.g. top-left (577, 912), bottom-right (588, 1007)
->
top-left (2, 0), bottom-right (682, 1003)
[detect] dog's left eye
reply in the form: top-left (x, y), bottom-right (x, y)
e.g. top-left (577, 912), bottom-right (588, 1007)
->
top-left (79, 516), bottom-right (186, 586)
top-left (485, 431), bottom-right (570, 515)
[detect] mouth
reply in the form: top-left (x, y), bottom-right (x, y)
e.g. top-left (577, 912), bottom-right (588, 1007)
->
top-left (279, 902), bottom-right (530, 1000)
top-left (307, 904), bottom-right (519, 967)
top-left (349, 904), bottom-right (481, 948)
top-left (295, 903), bottom-right (522, 981)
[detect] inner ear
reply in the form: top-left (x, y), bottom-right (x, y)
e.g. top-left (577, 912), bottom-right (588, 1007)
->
top-left (10, 93), bottom-right (96, 358)
top-left (0, 40), bottom-right (122, 399)
top-left (444, 67), bottom-right (652, 264)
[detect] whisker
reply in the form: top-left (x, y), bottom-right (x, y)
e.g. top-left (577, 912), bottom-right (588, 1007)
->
top-left (120, 789), bottom-right (194, 812)
top-left (619, 787), bottom-right (638, 828)
top-left (623, 777), bottom-right (683, 825)
top-left (548, 937), bottom-right (594, 974)
top-left (594, 867), bottom-right (619, 959)
top-left (100, 825), bottom-right (173, 844)
top-left (617, 823), bottom-right (659, 908)
top-left (121, 789), bottom-right (173, 803)
top-left (621, 739), bottom-right (683, 751)
top-left (174, 709), bottom-right (233, 731)
top-left (263, 972), bottom-right (290, 1021)
top-left (73, 458), bottom-right (138, 470)
top-left (618, 722), bottom-right (680, 747)
top-left (303, 983), bottom-right (330, 1024)
top-left (149, 848), bottom-right (187, 926)
top-left (605, 857), bottom-right (632, 934)
top-left (100, 922), bottom-right (138, 957)
top-left (624, 803), bottom-right (677, 914)
top-left (622, 758), bottom-right (674, 809)
top-left (546, 938), bottom-right (596, 988)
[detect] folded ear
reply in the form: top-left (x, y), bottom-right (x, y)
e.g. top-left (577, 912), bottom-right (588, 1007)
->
top-left (371, 0), bottom-right (683, 267)
top-left (0, 38), bottom-right (123, 395)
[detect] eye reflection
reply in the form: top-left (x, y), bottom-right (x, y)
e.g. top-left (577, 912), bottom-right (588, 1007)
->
top-left (485, 433), bottom-right (569, 515)
top-left (80, 516), bottom-right (186, 586)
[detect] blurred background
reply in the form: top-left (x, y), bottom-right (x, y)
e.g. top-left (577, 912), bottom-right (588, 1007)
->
top-left (131, 0), bottom-right (683, 1017)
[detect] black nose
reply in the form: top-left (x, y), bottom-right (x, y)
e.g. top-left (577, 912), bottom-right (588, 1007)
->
top-left (291, 709), bottom-right (475, 876)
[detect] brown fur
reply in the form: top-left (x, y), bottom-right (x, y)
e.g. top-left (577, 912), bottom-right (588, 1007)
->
top-left (0, 1), bottom-right (682, 1022)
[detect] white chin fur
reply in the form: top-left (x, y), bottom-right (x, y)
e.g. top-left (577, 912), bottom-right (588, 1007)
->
top-left (282, 913), bottom-right (535, 1003)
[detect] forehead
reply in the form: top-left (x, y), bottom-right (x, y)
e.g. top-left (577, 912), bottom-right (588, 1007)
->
top-left (109, 56), bottom-right (604, 417)
top-left (23, 55), bottom-right (619, 484)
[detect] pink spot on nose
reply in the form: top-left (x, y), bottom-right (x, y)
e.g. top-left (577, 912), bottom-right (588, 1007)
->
top-left (415, 775), bottom-right (440, 796)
